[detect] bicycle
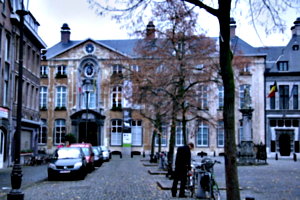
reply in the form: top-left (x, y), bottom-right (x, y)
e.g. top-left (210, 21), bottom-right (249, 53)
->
top-left (186, 158), bottom-right (221, 200)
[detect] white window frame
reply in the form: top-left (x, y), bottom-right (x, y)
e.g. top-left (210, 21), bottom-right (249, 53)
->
top-left (111, 119), bottom-right (122, 146)
top-left (56, 86), bottom-right (67, 108)
top-left (111, 86), bottom-right (122, 108)
top-left (40, 86), bottom-right (48, 108)
top-left (54, 119), bottom-right (66, 145)
top-left (131, 120), bottom-right (142, 146)
top-left (38, 119), bottom-right (47, 144)
top-left (217, 121), bottom-right (224, 147)
top-left (196, 121), bottom-right (209, 147)
top-left (175, 123), bottom-right (184, 146)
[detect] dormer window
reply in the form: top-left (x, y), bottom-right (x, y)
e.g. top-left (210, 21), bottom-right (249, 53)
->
top-left (112, 65), bottom-right (123, 75)
top-left (292, 44), bottom-right (299, 51)
top-left (277, 61), bottom-right (288, 71)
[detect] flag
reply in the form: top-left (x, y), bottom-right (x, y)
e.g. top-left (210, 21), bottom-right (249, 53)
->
top-left (267, 81), bottom-right (277, 98)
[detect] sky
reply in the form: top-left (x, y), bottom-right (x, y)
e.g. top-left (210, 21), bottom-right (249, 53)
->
top-left (28, 0), bottom-right (299, 48)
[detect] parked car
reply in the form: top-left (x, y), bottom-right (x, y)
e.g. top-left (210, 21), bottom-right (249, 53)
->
top-left (48, 147), bottom-right (87, 180)
top-left (69, 143), bottom-right (95, 171)
top-left (92, 146), bottom-right (103, 167)
top-left (100, 146), bottom-right (111, 161)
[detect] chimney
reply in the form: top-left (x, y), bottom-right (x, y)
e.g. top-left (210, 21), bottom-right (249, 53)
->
top-left (61, 23), bottom-right (71, 43)
top-left (291, 17), bottom-right (300, 37)
top-left (230, 18), bottom-right (237, 38)
top-left (146, 21), bottom-right (155, 39)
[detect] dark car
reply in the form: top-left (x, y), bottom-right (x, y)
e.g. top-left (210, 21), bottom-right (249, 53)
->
top-left (69, 143), bottom-right (95, 172)
top-left (48, 147), bottom-right (87, 180)
top-left (92, 146), bottom-right (103, 167)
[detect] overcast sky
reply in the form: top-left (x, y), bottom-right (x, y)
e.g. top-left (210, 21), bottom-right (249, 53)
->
top-left (28, 0), bottom-right (299, 48)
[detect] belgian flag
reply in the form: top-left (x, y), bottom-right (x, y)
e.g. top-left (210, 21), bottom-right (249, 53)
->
top-left (267, 81), bottom-right (277, 98)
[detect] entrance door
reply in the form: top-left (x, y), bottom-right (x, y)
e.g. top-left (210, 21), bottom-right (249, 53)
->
top-left (79, 122), bottom-right (98, 146)
top-left (0, 130), bottom-right (4, 168)
top-left (279, 133), bottom-right (291, 156)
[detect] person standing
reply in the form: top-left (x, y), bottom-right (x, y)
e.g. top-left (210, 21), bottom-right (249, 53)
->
top-left (171, 142), bottom-right (194, 198)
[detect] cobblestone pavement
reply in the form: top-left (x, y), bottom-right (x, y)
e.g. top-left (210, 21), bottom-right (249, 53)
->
top-left (1, 155), bottom-right (300, 200)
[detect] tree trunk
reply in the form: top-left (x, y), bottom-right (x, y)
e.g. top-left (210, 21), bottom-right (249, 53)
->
top-left (218, 1), bottom-right (241, 199)
top-left (167, 110), bottom-right (176, 177)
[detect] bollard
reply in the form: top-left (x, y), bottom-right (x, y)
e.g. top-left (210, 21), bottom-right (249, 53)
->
top-left (245, 197), bottom-right (255, 200)
top-left (143, 151), bottom-right (145, 158)
top-left (293, 153), bottom-right (297, 162)
top-left (275, 153), bottom-right (278, 160)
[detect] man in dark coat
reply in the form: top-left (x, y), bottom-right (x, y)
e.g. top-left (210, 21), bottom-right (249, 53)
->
top-left (171, 142), bottom-right (194, 198)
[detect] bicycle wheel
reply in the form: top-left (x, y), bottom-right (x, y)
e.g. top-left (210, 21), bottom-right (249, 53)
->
top-left (211, 179), bottom-right (221, 200)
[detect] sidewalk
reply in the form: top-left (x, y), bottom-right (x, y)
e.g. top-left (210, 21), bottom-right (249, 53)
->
top-left (0, 164), bottom-right (47, 198)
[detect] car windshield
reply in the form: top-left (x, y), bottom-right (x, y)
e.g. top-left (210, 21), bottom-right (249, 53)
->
top-left (56, 148), bottom-right (81, 159)
top-left (101, 146), bottom-right (108, 151)
top-left (92, 148), bottom-right (99, 155)
top-left (81, 147), bottom-right (90, 156)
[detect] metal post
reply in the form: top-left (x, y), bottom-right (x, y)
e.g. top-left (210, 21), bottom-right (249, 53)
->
top-left (85, 91), bottom-right (89, 143)
top-left (7, 3), bottom-right (28, 200)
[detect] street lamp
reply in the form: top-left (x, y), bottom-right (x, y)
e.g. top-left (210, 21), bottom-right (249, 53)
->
top-left (82, 79), bottom-right (93, 143)
top-left (7, 2), bottom-right (28, 200)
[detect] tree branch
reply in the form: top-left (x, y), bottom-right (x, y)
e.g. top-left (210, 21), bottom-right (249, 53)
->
top-left (184, 0), bottom-right (219, 17)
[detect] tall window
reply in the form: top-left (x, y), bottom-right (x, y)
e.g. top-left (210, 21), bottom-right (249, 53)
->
top-left (38, 119), bottom-right (47, 144)
top-left (111, 86), bottom-right (122, 109)
top-left (111, 119), bottom-right (122, 145)
top-left (82, 91), bottom-right (96, 109)
top-left (292, 85), bottom-right (299, 110)
top-left (3, 63), bottom-right (9, 106)
top-left (217, 121), bottom-right (224, 147)
top-left (175, 123), bottom-right (184, 146)
top-left (56, 86), bottom-right (67, 108)
top-left (218, 85), bottom-right (224, 109)
top-left (40, 65), bottom-right (48, 77)
top-left (131, 120), bottom-right (142, 146)
top-left (196, 121), bottom-right (209, 147)
top-left (40, 86), bottom-right (48, 109)
top-left (240, 84), bottom-right (251, 108)
top-left (197, 85), bottom-right (208, 110)
top-left (5, 33), bottom-right (10, 61)
top-left (155, 124), bottom-right (168, 146)
top-left (55, 119), bottom-right (66, 145)
top-left (56, 65), bottom-right (67, 75)
top-left (279, 85), bottom-right (289, 109)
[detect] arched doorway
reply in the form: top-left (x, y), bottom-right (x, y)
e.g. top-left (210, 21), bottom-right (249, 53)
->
top-left (279, 133), bottom-right (291, 156)
top-left (0, 129), bottom-right (5, 168)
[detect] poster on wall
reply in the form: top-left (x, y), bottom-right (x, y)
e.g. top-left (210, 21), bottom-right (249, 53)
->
top-left (123, 133), bottom-right (132, 147)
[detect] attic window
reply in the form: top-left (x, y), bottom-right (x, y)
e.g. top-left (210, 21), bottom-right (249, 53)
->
top-left (277, 61), bottom-right (288, 71)
top-left (292, 44), bottom-right (299, 51)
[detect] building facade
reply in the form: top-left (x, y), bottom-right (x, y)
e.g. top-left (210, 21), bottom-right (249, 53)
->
top-left (0, 0), bottom-right (46, 168)
top-left (40, 21), bottom-right (266, 156)
top-left (263, 18), bottom-right (300, 158)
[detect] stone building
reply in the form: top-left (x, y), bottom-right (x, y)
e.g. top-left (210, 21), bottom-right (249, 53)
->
top-left (0, 0), bottom-right (46, 168)
top-left (39, 20), bottom-right (266, 157)
top-left (262, 17), bottom-right (300, 158)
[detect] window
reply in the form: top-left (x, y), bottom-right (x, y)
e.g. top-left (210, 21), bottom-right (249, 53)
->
top-left (277, 61), bottom-right (288, 71)
top-left (56, 86), bottom-right (67, 108)
top-left (3, 63), bottom-right (9, 106)
top-left (111, 86), bottom-right (122, 109)
top-left (175, 123), bottom-right (184, 146)
top-left (55, 119), bottom-right (66, 145)
top-left (239, 84), bottom-right (250, 108)
top-left (81, 91), bottom-right (96, 109)
top-left (291, 85), bottom-right (299, 110)
top-left (279, 85), bottom-right (289, 109)
top-left (38, 119), bottom-right (47, 144)
top-left (155, 124), bottom-right (167, 146)
top-left (196, 121), bottom-right (208, 147)
top-left (40, 86), bottom-right (48, 109)
top-left (197, 85), bottom-right (208, 110)
top-left (56, 65), bottom-right (67, 75)
top-left (218, 85), bottom-right (224, 109)
top-left (131, 65), bottom-right (140, 72)
top-left (292, 44), bottom-right (299, 51)
top-left (217, 121), bottom-right (224, 147)
top-left (111, 119), bottom-right (122, 145)
top-left (131, 120), bottom-right (142, 146)
top-left (5, 33), bottom-right (10, 61)
top-left (40, 65), bottom-right (48, 77)
top-left (112, 65), bottom-right (123, 74)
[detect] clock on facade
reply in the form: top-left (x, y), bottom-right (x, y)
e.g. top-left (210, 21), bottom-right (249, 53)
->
top-left (85, 43), bottom-right (94, 53)
top-left (84, 63), bottom-right (94, 77)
